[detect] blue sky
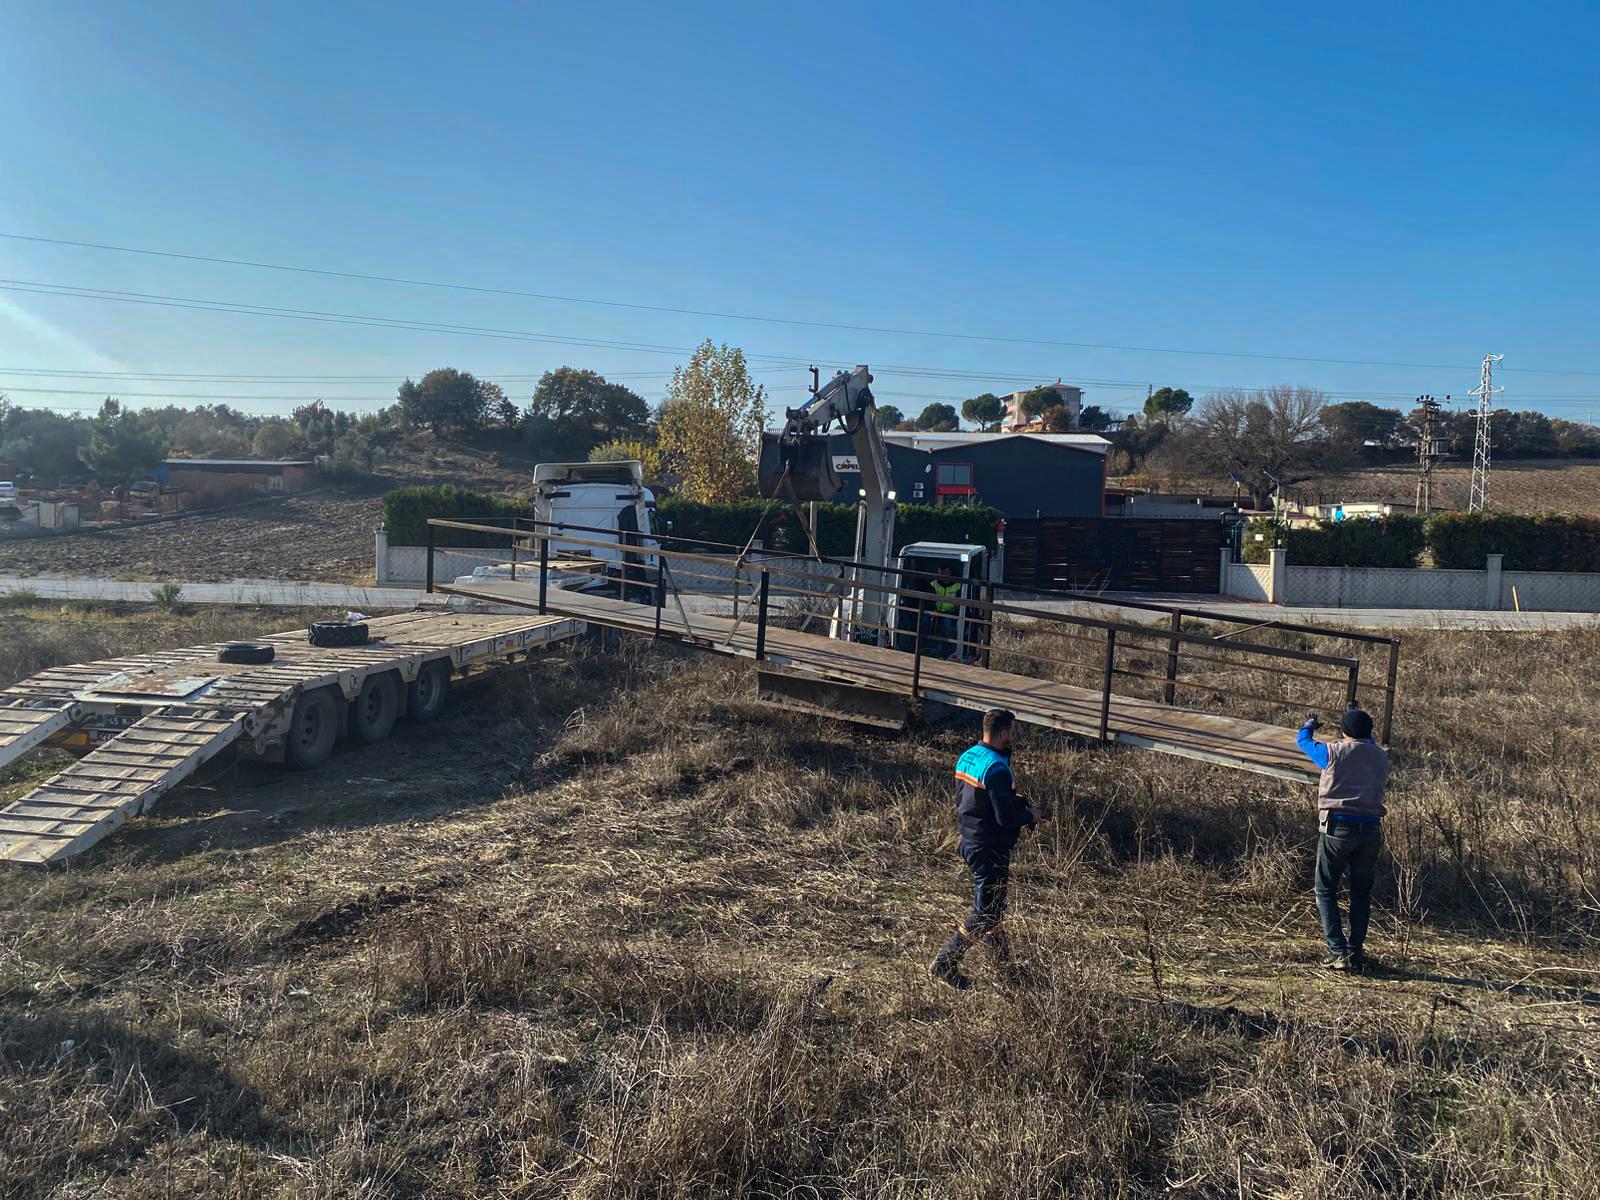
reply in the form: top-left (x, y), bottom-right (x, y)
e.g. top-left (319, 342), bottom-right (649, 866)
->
top-left (2, 0), bottom-right (1597, 423)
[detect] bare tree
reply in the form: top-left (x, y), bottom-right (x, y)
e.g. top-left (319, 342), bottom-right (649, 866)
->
top-left (1176, 386), bottom-right (1328, 506)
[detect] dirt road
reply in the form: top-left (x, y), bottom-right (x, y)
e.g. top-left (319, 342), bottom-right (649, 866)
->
top-left (0, 493), bottom-right (383, 582)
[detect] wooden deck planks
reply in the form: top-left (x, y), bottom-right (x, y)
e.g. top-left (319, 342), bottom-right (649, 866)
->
top-left (443, 579), bottom-right (1318, 784)
top-left (0, 609), bottom-right (582, 864)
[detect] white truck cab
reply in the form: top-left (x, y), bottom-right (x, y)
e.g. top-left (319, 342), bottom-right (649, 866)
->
top-left (451, 460), bottom-right (657, 597)
top-left (531, 461), bottom-right (655, 567)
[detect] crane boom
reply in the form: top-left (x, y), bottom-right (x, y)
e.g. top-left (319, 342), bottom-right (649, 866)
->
top-left (758, 365), bottom-right (897, 643)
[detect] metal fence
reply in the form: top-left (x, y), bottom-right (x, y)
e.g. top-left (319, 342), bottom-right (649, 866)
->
top-left (426, 515), bottom-right (1402, 744)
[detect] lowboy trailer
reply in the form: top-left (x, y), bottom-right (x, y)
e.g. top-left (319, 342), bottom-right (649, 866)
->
top-left (0, 609), bottom-right (585, 865)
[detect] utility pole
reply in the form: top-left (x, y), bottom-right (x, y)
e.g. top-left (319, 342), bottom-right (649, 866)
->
top-left (1468, 354), bottom-right (1503, 513)
top-left (1413, 394), bottom-right (1443, 515)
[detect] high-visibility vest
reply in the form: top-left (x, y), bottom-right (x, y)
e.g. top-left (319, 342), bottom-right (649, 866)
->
top-left (954, 742), bottom-right (1009, 790)
top-left (932, 580), bottom-right (960, 613)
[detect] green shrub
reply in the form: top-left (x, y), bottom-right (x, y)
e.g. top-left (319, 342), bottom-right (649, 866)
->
top-left (1426, 511), bottom-right (1600, 571)
top-left (655, 497), bottom-right (790, 551)
top-left (656, 498), bottom-right (1002, 556)
top-left (149, 582), bottom-right (184, 612)
top-left (383, 486), bottom-right (536, 547)
top-left (1241, 515), bottom-right (1425, 568)
top-left (897, 503), bottom-right (1004, 553)
top-left (387, 485), bottom-right (1003, 560)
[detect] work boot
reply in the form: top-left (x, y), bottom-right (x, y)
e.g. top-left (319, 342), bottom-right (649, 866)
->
top-left (1349, 948), bottom-right (1382, 975)
top-left (930, 957), bottom-right (973, 990)
top-left (930, 929), bottom-right (973, 991)
top-left (981, 924), bottom-right (1011, 965)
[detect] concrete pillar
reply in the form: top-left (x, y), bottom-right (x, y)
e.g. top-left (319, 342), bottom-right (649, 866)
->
top-left (1219, 548), bottom-right (1233, 596)
top-left (374, 527), bottom-right (389, 586)
top-left (1485, 553), bottom-right (1504, 610)
top-left (1268, 546), bottom-right (1288, 605)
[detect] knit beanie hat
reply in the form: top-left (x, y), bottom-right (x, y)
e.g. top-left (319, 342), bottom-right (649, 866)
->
top-left (1339, 706), bottom-right (1374, 739)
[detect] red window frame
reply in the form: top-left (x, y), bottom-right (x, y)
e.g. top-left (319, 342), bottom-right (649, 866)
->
top-left (934, 461), bottom-right (977, 500)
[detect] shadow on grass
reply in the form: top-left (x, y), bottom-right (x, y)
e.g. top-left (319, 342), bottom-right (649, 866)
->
top-left (0, 1010), bottom-right (298, 1187)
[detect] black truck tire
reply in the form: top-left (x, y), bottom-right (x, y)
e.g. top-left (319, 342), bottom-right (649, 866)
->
top-left (406, 661), bottom-right (449, 723)
top-left (285, 687), bottom-right (339, 770)
top-left (348, 672), bottom-right (399, 744)
top-left (218, 642), bottom-right (275, 665)
top-left (309, 621), bottom-right (369, 648)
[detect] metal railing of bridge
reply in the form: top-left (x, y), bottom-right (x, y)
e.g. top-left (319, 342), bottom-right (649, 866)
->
top-left (424, 515), bottom-right (1400, 744)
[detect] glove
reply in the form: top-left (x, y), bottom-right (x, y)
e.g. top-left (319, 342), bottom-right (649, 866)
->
top-left (1302, 715), bottom-right (1321, 731)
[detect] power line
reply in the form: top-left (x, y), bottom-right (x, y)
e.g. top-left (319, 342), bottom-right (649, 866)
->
top-left (0, 385), bottom-right (396, 402)
top-left (2, 276), bottom-right (1563, 406)
top-left (5, 229), bottom-right (1597, 377)
top-left (6, 281), bottom-right (1600, 413)
top-left (0, 366), bottom-right (681, 383)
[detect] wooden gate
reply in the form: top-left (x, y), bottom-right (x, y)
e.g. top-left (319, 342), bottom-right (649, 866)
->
top-left (1002, 518), bottom-right (1224, 593)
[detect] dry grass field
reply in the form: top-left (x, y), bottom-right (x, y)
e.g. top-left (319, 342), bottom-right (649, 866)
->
top-left (1297, 460), bottom-right (1600, 517)
top-left (2, 603), bottom-right (1599, 1198)
top-left (1133, 458), bottom-right (1600, 517)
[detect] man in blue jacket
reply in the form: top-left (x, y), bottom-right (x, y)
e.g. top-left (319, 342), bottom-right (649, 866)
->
top-left (931, 709), bottom-right (1045, 989)
top-left (1298, 705), bottom-right (1390, 972)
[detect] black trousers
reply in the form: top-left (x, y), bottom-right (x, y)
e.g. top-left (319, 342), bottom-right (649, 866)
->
top-left (935, 845), bottom-right (1012, 967)
top-left (1315, 820), bottom-right (1381, 955)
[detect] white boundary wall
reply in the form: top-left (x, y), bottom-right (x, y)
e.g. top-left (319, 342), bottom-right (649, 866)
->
top-left (1220, 548), bottom-right (1600, 612)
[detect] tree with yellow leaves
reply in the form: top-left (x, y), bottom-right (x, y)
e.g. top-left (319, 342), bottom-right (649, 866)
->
top-left (587, 438), bottom-right (664, 483)
top-left (656, 340), bottom-right (768, 502)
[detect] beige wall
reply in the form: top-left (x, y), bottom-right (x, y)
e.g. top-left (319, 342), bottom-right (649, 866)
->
top-left (167, 466), bottom-right (311, 500)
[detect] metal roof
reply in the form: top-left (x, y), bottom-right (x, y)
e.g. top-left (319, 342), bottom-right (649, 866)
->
top-left (881, 431), bottom-right (1110, 455)
top-left (163, 458), bottom-right (313, 468)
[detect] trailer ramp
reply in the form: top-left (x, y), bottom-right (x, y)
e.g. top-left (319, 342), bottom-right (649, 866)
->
top-left (0, 712), bottom-right (243, 864)
top-left (0, 611), bottom-right (583, 866)
top-left (0, 702), bottom-right (79, 772)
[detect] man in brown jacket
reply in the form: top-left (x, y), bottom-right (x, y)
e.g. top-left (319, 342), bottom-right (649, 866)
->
top-left (1298, 705), bottom-right (1389, 972)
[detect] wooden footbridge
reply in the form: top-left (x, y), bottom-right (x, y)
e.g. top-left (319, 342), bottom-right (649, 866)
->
top-left (430, 517), bottom-right (1400, 785)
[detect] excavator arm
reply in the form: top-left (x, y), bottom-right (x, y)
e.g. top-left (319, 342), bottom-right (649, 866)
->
top-left (758, 365), bottom-right (897, 643)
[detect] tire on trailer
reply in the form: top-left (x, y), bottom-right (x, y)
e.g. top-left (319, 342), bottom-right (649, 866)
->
top-left (285, 686), bottom-right (340, 770)
top-left (406, 660), bottom-right (450, 723)
top-left (218, 642), bottom-right (275, 665)
top-left (309, 621), bottom-right (369, 648)
top-left (348, 671), bottom-right (400, 744)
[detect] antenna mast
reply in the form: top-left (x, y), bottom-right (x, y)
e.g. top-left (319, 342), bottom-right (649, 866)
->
top-left (1414, 394), bottom-right (1444, 515)
top-left (1468, 354), bottom-right (1503, 514)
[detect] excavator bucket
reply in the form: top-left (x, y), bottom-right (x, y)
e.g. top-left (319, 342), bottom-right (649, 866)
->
top-left (758, 432), bottom-right (843, 502)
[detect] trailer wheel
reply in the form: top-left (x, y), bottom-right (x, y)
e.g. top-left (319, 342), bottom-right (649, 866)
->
top-left (407, 661), bottom-right (449, 723)
top-left (349, 672), bottom-right (399, 744)
top-left (286, 687), bottom-right (339, 770)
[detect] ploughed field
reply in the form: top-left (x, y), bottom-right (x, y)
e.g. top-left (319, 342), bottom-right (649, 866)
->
top-left (0, 494), bottom-right (384, 583)
top-left (1, 604), bottom-right (1598, 1198)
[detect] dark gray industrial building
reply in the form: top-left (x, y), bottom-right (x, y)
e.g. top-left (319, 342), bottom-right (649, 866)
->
top-left (823, 430), bottom-right (1110, 517)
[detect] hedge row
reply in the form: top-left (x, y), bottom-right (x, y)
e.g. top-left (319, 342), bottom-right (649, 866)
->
top-left (1427, 512), bottom-right (1600, 572)
top-left (653, 497), bottom-right (1002, 555)
top-left (1242, 511), bottom-right (1600, 571)
top-left (384, 485), bottom-right (1001, 556)
top-left (1242, 515), bottom-right (1427, 568)
top-left (382, 486), bottom-right (535, 548)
